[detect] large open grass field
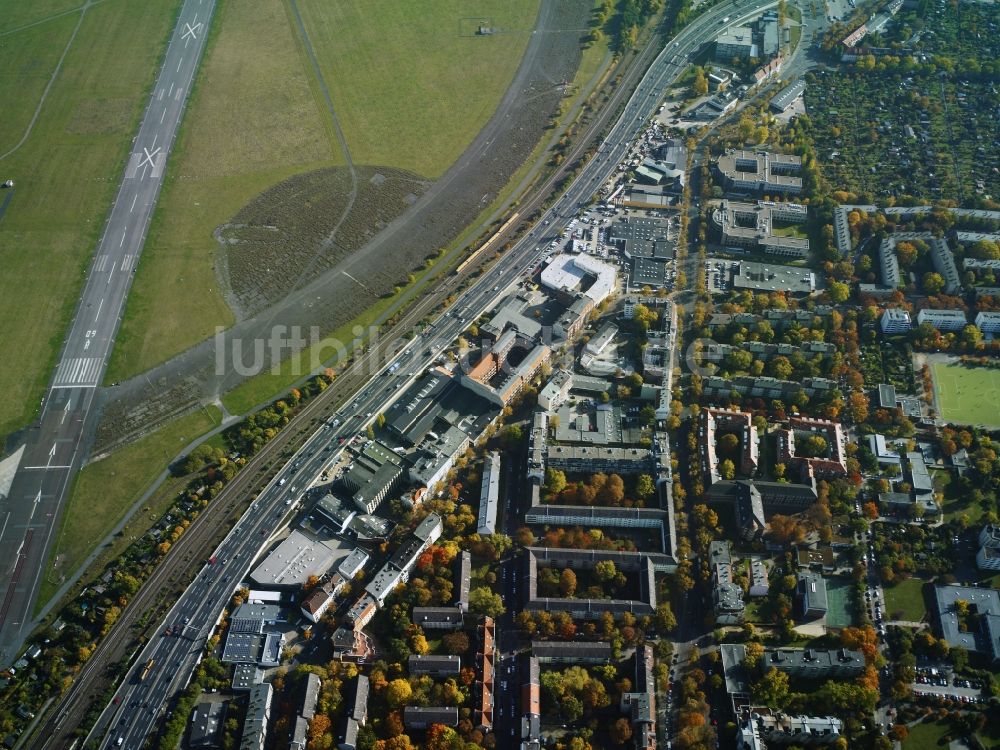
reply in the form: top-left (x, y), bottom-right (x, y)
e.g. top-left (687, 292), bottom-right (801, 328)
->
top-left (931, 362), bottom-right (1000, 428)
top-left (298, 0), bottom-right (541, 179)
top-left (105, 0), bottom-right (339, 382)
top-left (107, 0), bottom-right (543, 384)
top-left (903, 720), bottom-right (949, 750)
top-left (0, 0), bottom-right (181, 438)
top-left (38, 406), bottom-right (222, 611)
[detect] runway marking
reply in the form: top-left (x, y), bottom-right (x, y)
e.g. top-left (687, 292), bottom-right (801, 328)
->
top-left (53, 356), bottom-right (101, 387)
top-left (120, 227), bottom-right (127, 247)
top-left (60, 396), bottom-right (73, 425)
top-left (95, 298), bottom-right (104, 321)
top-left (181, 19), bottom-right (202, 41)
top-left (169, 83), bottom-right (174, 98)
top-left (121, 255), bottom-right (135, 272)
top-left (157, 88), bottom-right (164, 101)
top-left (138, 146), bottom-right (160, 170)
top-left (174, 86), bottom-right (184, 101)
top-left (176, 56), bottom-right (184, 73)
top-left (160, 108), bottom-right (166, 124)
top-left (94, 255), bottom-right (110, 273)
top-left (130, 194), bottom-right (137, 213)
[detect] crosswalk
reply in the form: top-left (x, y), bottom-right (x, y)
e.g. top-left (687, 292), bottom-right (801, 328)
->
top-left (52, 357), bottom-right (102, 388)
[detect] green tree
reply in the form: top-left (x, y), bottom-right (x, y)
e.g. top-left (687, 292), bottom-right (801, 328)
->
top-left (468, 587), bottom-right (506, 617)
top-left (828, 281), bottom-right (850, 303)
top-left (386, 678), bottom-right (412, 709)
top-left (545, 467), bottom-right (568, 495)
top-left (595, 560), bottom-right (618, 583)
top-left (560, 568), bottom-right (578, 597)
top-left (922, 271), bottom-right (945, 295)
top-left (752, 667), bottom-right (789, 708)
top-left (609, 717), bottom-right (633, 745)
top-left (692, 67), bottom-right (709, 96)
top-left (635, 474), bottom-right (656, 500)
top-left (720, 459), bottom-right (736, 480)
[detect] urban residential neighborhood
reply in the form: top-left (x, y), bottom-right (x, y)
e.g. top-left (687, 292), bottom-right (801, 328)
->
top-left (0, 0), bottom-right (999, 749)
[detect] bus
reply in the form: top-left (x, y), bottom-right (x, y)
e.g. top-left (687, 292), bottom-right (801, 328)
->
top-left (139, 658), bottom-right (154, 681)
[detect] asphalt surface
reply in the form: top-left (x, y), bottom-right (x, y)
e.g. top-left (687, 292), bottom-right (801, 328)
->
top-left (0, 0), bottom-right (217, 668)
top-left (83, 1), bottom-right (784, 746)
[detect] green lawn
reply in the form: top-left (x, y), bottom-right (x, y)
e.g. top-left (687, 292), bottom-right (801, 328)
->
top-left (0, 0), bottom-right (182, 438)
top-left (0, 0), bottom-right (82, 34)
top-left (105, 0), bottom-right (339, 383)
top-left (937, 469), bottom-right (990, 525)
top-left (108, 0), bottom-right (543, 385)
top-left (297, 0), bottom-right (540, 179)
top-left (38, 406), bottom-right (222, 611)
top-left (931, 362), bottom-right (1000, 428)
top-left (883, 578), bottom-right (927, 622)
top-left (903, 720), bottom-right (950, 750)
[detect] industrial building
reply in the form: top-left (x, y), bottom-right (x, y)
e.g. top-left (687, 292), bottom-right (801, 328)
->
top-left (249, 529), bottom-right (343, 590)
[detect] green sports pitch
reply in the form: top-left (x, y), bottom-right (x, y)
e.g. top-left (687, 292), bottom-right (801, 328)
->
top-left (931, 362), bottom-right (1000, 427)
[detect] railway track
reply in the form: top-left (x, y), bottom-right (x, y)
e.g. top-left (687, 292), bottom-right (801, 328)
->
top-left (28, 24), bottom-right (668, 750)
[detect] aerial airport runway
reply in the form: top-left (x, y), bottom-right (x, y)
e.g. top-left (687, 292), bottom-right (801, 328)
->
top-left (79, 0), bottom-right (779, 746)
top-left (0, 0), bottom-right (218, 667)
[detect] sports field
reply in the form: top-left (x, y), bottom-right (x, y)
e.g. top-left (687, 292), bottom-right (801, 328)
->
top-left (0, 0), bottom-right (181, 438)
top-left (931, 362), bottom-right (1000, 427)
top-left (108, 0), bottom-right (542, 383)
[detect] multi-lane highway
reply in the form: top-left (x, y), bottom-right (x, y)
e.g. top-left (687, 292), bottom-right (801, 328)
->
top-left (81, 1), bottom-right (780, 745)
top-left (0, 0), bottom-right (218, 668)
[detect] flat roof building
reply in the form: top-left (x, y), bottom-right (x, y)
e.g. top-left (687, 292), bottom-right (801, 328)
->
top-left (916, 308), bottom-right (967, 331)
top-left (250, 530), bottom-right (342, 590)
top-left (712, 200), bottom-right (809, 258)
top-left (798, 572), bottom-right (828, 619)
top-left (540, 252), bottom-right (617, 306)
top-left (341, 440), bottom-right (405, 514)
top-left (716, 149), bottom-right (803, 194)
top-left (880, 308), bottom-right (911, 334)
top-left (190, 701), bottom-right (226, 749)
top-left (934, 584), bottom-right (1000, 661)
top-left (337, 548), bottom-right (370, 580)
top-left (731, 261), bottom-right (814, 294)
